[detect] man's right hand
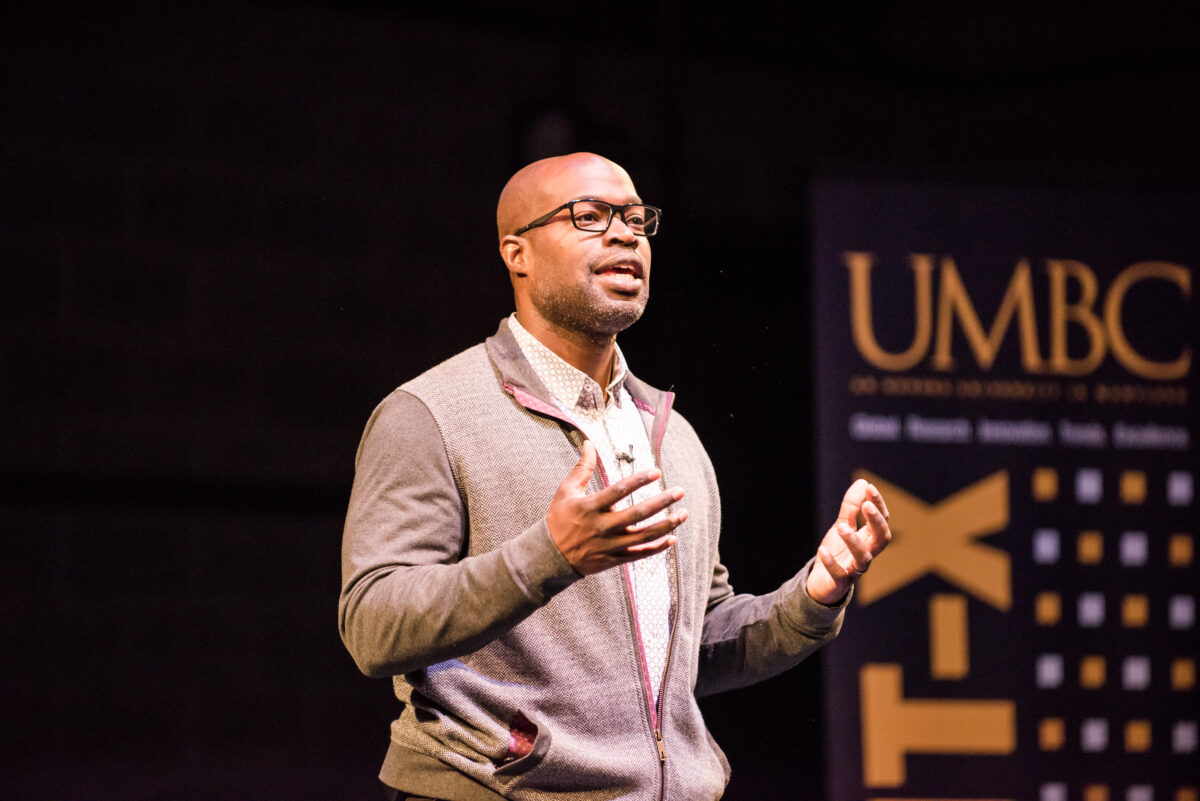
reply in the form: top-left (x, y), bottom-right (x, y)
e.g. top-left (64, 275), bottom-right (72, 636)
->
top-left (547, 440), bottom-right (687, 575)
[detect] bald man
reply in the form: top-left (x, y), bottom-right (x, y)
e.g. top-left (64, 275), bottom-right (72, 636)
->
top-left (339, 153), bottom-right (890, 801)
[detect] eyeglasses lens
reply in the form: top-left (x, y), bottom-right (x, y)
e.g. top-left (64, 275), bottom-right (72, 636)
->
top-left (570, 202), bottom-right (657, 235)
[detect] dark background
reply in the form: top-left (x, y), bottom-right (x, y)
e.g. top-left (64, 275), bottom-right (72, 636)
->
top-left (3, 3), bottom-right (1198, 798)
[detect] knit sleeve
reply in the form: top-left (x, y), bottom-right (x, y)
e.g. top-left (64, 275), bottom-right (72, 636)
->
top-left (694, 557), bottom-right (850, 697)
top-left (338, 389), bottom-right (580, 678)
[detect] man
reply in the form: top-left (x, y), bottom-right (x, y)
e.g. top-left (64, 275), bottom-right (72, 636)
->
top-left (339, 153), bottom-right (891, 801)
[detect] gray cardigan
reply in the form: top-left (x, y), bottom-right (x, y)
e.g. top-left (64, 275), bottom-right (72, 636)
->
top-left (339, 319), bottom-right (848, 800)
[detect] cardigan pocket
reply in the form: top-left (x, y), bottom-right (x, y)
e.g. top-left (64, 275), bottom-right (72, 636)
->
top-left (493, 710), bottom-right (551, 776)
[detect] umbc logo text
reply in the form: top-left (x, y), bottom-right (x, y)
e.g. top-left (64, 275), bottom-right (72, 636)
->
top-left (846, 253), bottom-right (1192, 380)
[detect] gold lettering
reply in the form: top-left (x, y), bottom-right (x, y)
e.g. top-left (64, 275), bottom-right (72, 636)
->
top-left (1047, 259), bottom-right (1105, 375)
top-left (881, 376), bottom-right (954, 397)
top-left (848, 252), bottom-right (1191, 379)
top-left (849, 374), bottom-right (880, 395)
top-left (932, 257), bottom-right (1043, 372)
top-left (847, 252), bottom-right (934, 371)
top-left (854, 471), bottom-right (1011, 611)
top-left (930, 594), bottom-right (970, 679)
top-left (861, 664), bottom-right (1016, 787)
top-left (1103, 261), bottom-right (1192, 380)
top-left (1093, 382), bottom-right (1188, 405)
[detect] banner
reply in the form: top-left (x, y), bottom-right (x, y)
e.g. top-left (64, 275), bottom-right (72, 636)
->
top-left (814, 179), bottom-right (1198, 801)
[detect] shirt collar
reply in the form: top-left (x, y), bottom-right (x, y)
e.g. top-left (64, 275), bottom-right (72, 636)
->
top-left (508, 312), bottom-right (628, 412)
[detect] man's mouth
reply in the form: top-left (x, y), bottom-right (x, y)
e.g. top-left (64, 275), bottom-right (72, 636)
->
top-left (595, 259), bottom-right (644, 280)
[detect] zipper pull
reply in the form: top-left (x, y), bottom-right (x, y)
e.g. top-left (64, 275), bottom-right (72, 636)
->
top-left (655, 728), bottom-right (666, 762)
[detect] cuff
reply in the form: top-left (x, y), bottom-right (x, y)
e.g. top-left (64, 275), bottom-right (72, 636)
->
top-left (503, 518), bottom-right (582, 604)
top-left (786, 557), bottom-right (852, 631)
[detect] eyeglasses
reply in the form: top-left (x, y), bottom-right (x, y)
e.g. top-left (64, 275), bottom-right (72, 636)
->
top-left (513, 199), bottom-right (661, 237)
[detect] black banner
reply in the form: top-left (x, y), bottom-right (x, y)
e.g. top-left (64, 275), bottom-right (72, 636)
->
top-left (814, 179), bottom-right (1199, 801)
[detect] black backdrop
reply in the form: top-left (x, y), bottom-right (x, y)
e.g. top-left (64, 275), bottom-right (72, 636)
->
top-left (3, 3), bottom-right (1199, 798)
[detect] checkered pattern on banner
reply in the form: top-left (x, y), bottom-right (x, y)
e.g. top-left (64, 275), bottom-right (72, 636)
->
top-left (1029, 466), bottom-right (1197, 801)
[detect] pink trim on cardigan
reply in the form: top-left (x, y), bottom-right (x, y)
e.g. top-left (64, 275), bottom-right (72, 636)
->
top-left (622, 563), bottom-right (660, 731)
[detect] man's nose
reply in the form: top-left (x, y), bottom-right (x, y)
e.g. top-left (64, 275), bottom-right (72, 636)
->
top-left (605, 213), bottom-right (638, 245)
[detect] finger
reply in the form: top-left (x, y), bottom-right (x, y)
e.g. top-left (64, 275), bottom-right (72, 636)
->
top-left (867, 483), bottom-right (890, 520)
top-left (624, 507), bottom-right (688, 539)
top-left (837, 521), bottom-right (873, 571)
top-left (588, 468), bottom-right (666, 511)
top-left (598, 521), bottom-right (683, 566)
top-left (602, 534), bottom-right (677, 567)
top-left (817, 544), bottom-right (849, 581)
top-left (600, 510), bottom-right (687, 557)
top-left (562, 440), bottom-right (599, 494)
top-left (862, 499), bottom-right (892, 550)
top-left (837, 478), bottom-right (871, 528)
top-left (625, 530), bottom-right (679, 555)
top-left (615, 486), bottom-right (685, 532)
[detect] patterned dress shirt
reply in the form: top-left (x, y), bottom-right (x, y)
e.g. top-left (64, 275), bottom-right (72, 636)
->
top-left (509, 314), bottom-right (673, 703)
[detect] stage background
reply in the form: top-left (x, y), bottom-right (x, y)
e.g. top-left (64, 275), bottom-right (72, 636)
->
top-left (3, 3), bottom-right (1199, 799)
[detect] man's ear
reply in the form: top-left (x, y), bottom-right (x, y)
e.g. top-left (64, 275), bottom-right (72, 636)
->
top-left (499, 235), bottom-right (528, 278)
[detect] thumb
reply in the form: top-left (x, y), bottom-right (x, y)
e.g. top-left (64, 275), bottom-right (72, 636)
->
top-left (563, 439), bottom-right (598, 493)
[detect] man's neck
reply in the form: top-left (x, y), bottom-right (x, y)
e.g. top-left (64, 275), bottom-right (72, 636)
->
top-left (514, 311), bottom-right (616, 389)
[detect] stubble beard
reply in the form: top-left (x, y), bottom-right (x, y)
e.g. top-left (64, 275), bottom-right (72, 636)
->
top-left (531, 277), bottom-right (648, 347)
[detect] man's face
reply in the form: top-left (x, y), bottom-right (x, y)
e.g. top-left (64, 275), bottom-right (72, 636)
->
top-left (518, 158), bottom-right (652, 342)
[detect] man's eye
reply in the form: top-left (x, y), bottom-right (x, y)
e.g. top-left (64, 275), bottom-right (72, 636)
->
top-left (625, 212), bottom-right (645, 226)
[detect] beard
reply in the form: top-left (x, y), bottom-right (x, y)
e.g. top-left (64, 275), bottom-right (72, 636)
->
top-left (529, 272), bottom-right (649, 346)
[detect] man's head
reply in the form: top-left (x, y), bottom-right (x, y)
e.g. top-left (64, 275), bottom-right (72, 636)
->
top-left (497, 153), bottom-right (654, 348)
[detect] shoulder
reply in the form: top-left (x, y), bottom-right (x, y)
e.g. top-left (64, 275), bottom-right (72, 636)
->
top-left (664, 404), bottom-right (703, 443)
top-left (403, 342), bottom-right (493, 397)
top-left (663, 405), bottom-right (716, 478)
top-left (354, 388), bottom-right (445, 471)
top-left (355, 341), bottom-right (494, 465)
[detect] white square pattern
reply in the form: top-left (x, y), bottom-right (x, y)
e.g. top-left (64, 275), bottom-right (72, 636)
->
top-left (1126, 786), bottom-right (1154, 801)
top-left (1040, 783), bottom-right (1068, 801)
top-left (1081, 718), bottom-right (1109, 752)
top-left (1169, 595), bottom-right (1195, 629)
top-left (1122, 656), bottom-right (1151, 691)
top-left (1119, 531), bottom-right (1149, 566)
top-left (1037, 653), bottom-right (1064, 688)
top-left (1173, 720), bottom-right (1198, 753)
top-left (1078, 592), bottom-right (1106, 627)
top-left (1034, 528), bottom-right (1061, 564)
top-left (1167, 471), bottom-right (1194, 506)
top-left (1076, 468), bottom-right (1104, 504)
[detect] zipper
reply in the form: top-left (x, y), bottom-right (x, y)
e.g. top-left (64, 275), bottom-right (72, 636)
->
top-left (620, 561), bottom-right (670, 800)
top-left (588, 438), bottom-right (662, 756)
top-left (653, 537), bottom-right (681, 800)
top-left (508, 379), bottom-right (679, 797)
top-left (651, 391), bottom-right (677, 801)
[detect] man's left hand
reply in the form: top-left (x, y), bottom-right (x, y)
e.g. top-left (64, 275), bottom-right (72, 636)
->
top-left (806, 479), bottom-right (891, 605)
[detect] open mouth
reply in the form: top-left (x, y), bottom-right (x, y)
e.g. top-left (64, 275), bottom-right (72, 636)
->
top-left (595, 259), bottom-right (644, 280)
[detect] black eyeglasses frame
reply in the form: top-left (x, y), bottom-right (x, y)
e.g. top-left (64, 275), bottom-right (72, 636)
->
top-left (512, 199), bottom-right (662, 237)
